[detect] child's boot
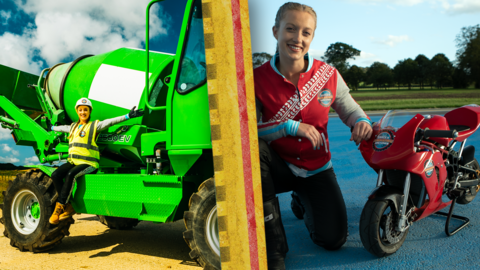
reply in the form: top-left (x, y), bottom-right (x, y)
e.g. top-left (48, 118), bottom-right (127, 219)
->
top-left (49, 202), bottom-right (64, 225)
top-left (59, 203), bottom-right (76, 221)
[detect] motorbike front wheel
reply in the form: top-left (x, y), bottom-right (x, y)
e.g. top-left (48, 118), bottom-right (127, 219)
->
top-left (360, 199), bottom-right (408, 257)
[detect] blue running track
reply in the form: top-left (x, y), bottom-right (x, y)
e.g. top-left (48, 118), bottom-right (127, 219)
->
top-left (281, 115), bottom-right (480, 269)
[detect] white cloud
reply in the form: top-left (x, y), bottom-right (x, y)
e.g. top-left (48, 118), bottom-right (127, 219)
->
top-left (347, 0), bottom-right (480, 14)
top-left (0, 10), bottom-right (11, 25)
top-left (0, 156), bottom-right (20, 163)
top-left (347, 0), bottom-right (425, 6)
top-left (351, 51), bottom-right (384, 67)
top-left (0, 31), bottom-right (45, 74)
top-left (32, 11), bottom-right (137, 65)
top-left (0, 127), bottom-right (11, 141)
top-left (24, 155), bottom-right (39, 165)
top-left (1, 144), bottom-right (12, 152)
top-left (1, 143), bottom-right (20, 156)
top-left (445, 0), bottom-right (480, 14)
top-left (0, 0), bottom-right (171, 70)
top-left (372, 35), bottom-right (413, 47)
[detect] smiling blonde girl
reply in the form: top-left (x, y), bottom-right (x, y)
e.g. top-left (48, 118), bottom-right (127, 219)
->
top-left (254, 3), bottom-right (372, 269)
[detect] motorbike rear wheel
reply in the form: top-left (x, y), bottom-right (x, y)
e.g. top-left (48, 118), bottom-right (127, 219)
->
top-left (360, 199), bottom-right (408, 257)
top-left (457, 158), bottom-right (480, 205)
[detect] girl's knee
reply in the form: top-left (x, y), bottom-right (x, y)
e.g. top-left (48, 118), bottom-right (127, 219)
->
top-left (51, 169), bottom-right (65, 180)
top-left (322, 235), bottom-right (347, 251)
top-left (65, 171), bottom-right (76, 181)
top-left (258, 138), bottom-right (269, 154)
top-left (311, 232), bottom-right (347, 251)
top-left (51, 170), bottom-right (60, 180)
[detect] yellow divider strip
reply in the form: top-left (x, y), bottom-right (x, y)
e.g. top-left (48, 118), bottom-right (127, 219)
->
top-left (202, 0), bottom-right (267, 269)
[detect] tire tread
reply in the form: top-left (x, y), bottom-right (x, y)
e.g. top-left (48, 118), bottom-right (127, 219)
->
top-left (360, 199), bottom-right (408, 257)
top-left (183, 178), bottom-right (220, 269)
top-left (2, 169), bottom-right (72, 253)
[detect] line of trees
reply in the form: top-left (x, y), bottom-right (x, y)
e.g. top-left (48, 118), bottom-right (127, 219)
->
top-left (344, 53), bottom-right (458, 91)
top-left (251, 24), bottom-right (479, 91)
top-left (336, 25), bottom-right (480, 90)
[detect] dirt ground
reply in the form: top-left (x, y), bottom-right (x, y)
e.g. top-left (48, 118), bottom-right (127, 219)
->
top-left (0, 209), bottom-right (201, 270)
top-left (352, 92), bottom-right (480, 101)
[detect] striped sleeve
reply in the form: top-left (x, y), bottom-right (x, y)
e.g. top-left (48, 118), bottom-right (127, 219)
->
top-left (331, 70), bottom-right (371, 128)
top-left (96, 115), bottom-right (128, 131)
top-left (52, 125), bottom-right (71, 133)
top-left (256, 98), bottom-right (300, 141)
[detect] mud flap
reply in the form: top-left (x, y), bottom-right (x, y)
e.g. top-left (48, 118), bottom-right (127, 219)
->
top-left (368, 185), bottom-right (404, 212)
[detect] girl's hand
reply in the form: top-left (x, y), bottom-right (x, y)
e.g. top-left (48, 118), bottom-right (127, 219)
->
top-left (297, 123), bottom-right (323, 150)
top-left (128, 106), bottom-right (144, 119)
top-left (350, 121), bottom-right (372, 145)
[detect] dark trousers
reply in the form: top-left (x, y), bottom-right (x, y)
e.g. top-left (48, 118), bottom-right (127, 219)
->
top-left (51, 162), bottom-right (98, 205)
top-left (259, 139), bottom-right (348, 250)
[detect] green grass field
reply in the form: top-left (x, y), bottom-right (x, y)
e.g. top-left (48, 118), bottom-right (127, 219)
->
top-left (0, 181), bottom-right (7, 204)
top-left (350, 88), bottom-right (477, 97)
top-left (349, 88), bottom-right (480, 111)
top-left (0, 171), bottom-right (25, 204)
top-left (355, 98), bottom-right (480, 111)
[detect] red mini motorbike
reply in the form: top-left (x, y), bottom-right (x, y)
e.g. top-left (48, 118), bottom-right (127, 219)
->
top-left (358, 105), bottom-right (480, 257)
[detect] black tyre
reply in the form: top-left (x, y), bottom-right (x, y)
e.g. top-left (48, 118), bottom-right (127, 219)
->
top-left (0, 169), bottom-right (73, 252)
top-left (457, 158), bottom-right (480, 205)
top-left (97, 215), bottom-right (140, 230)
top-left (359, 199), bottom-right (408, 257)
top-left (183, 178), bottom-right (220, 269)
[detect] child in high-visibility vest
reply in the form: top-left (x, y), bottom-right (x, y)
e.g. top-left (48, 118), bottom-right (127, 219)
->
top-left (48, 98), bottom-right (144, 224)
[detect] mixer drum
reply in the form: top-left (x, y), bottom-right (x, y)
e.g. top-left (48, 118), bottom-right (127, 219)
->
top-left (45, 47), bottom-right (172, 125)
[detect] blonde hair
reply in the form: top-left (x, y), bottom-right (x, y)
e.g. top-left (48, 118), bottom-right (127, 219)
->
top-left (274, 2), bottom-right (317, 53)
top-left (274, 2), bottom-right (317, 30)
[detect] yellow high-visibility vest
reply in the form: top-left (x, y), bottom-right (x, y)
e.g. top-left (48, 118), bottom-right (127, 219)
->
top-left (67, 120), bottom-right (100, 168)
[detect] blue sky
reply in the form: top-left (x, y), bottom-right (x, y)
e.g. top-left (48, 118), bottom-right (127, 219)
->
top-left (0, 0), bottom-right (479, 165)
top-left (249, 0), bottom-right (480, 67)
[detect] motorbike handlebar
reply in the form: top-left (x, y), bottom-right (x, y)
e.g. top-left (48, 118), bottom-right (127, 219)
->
top-left (424, 129), bottom-right (458, 139)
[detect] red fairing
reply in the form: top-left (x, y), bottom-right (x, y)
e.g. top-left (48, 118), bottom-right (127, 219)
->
top-left (445, 105), bottom-right (480, 142)
top-left (360, 113), bottom-right (452, 220)
top-left (361, 114), bottom-right (424, 170)
top-left (359, 125), bottom-right (379, 171)
top-left (414, 151), bottom-right (449, 221)
top-left (418, 115), bottom-right (452, 147)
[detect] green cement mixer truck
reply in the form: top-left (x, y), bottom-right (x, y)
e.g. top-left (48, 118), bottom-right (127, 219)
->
top-left (0, 0), bottom-right (221, 268)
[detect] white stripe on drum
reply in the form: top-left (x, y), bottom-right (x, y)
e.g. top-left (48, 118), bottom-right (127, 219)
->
top-left (88, 64), bottom-right (151, 110)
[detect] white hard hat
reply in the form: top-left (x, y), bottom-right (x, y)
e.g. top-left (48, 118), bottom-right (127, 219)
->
top-left (75, 98), bottom-right (93, 111)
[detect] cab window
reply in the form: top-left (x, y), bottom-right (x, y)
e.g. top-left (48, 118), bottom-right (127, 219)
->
top-left (176, 0), bottom-right (206, 94)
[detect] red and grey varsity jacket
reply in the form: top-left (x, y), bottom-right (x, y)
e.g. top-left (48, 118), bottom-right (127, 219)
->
top-left (255, 54), bottom-right (370, 177)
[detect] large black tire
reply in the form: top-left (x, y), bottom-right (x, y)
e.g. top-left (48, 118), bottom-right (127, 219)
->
top-left (359, 199), bottom-right (408, 257)
top-left (97, 215), bottom-right (140, 230)
top-left (0, 169), bottom-right (73, 252)
top-left (457, 158), bottom-right (480, 205)
top-left (183, 178), bottom-right (220, 269)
